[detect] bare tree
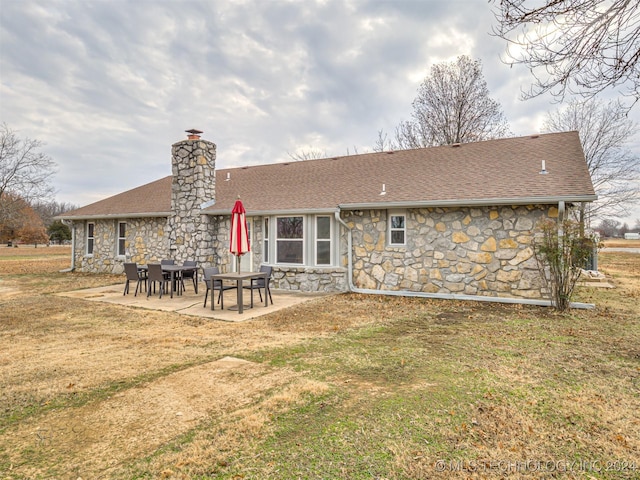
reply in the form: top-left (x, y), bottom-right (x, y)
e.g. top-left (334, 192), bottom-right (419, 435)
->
top-left (542, 99), bottom-right (640, 223)
top-left (375, 56), bottom-right (510, 150)
top-left (32, 200), bottom-right (78, 227)
top-left (491, 0), bottom-right (640, 105)
top-left (596, 218), bottom-right (621, 238)
top-left (0, 123), bottom-right (56, 228)
top-left (287, 148), bottom-right (328, 162)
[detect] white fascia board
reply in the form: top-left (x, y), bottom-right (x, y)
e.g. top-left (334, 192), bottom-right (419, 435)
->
top-left (338, 195), bottom-right (598, 210)
top-left (55, 212), bottom-right (171, 221)
top-left (203, 208), bottom-right (338, 216)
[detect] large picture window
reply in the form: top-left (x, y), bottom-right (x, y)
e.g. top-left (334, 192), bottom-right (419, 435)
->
top-left (117, 222), bottom-right (126, 256)
top-left (315, 216), bottom-right (331, 265)
top-left (389, 213), bottom-right (406, 246)
top-left (276, 216), bottom-right (304, 264)
top-left (86, 222), bottom-right (95, 255)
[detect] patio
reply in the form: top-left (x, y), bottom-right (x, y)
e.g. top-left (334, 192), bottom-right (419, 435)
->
top-left (57, 284), bottom-right (332, 322)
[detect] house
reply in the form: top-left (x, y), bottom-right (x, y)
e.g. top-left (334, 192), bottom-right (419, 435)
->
top-left (59, 130), bottom-right (596, 304)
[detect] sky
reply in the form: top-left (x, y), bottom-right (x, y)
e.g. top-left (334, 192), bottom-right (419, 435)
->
top-left (1, 0), bottom-right (639, 226)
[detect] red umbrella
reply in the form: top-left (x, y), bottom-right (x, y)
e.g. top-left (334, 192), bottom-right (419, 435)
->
top-left (229, 197), bottom-right (250, 272)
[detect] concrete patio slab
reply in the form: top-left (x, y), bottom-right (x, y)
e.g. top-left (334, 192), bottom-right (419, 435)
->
top-left (57, 284), bottom-right (333, 322)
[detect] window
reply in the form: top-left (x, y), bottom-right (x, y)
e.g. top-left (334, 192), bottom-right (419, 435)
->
top-left (315, 216), bottom-right (331, 265)
top-left (86, 222), bottom-right (95, 255)
top-left (263, 218), bottom-right (269, 263)
top-left (117, 222), bottom-right (126, 256)
top-left (276, 216), bottom-right (304, 264)
top-left (389, 213), bottom-right (406, 246)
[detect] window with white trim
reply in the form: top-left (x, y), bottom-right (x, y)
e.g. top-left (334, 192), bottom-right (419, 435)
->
top-left (117, 222), bottom-right (126, 257)
top-left (315, 216), bottom-right (332, 265)
top-left (276, 216), bottom-right (304, 264)
top-left (86, 222), bottom-right (95, 255)
top-left (388, 212), bottom-right (406, 246)
top-left (263, 217), bottom-right (269, 263)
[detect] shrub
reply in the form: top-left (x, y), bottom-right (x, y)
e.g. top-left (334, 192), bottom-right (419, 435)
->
top-left (533, 219), bottom-right (596, 311)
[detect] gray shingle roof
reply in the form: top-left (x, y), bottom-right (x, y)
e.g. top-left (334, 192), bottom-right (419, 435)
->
top-left (61, 131), bottom-right (596, 219)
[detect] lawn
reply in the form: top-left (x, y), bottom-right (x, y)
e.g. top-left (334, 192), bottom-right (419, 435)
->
top-left (0, 246), bottom-right (638, 479)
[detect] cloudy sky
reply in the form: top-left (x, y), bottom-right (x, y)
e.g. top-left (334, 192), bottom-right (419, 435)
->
top-left (1, 0), bottom-right (639, 225)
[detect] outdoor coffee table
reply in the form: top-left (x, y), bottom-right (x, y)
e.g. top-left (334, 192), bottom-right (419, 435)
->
top-left (210, 271), bottom-right (268, 314)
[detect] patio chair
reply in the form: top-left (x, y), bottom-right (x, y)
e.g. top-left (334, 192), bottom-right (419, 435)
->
top-left (180, 260), bottom-right (198, 293)
top-left (147, 263), bottom-right (170, 299)
top-left (123, 262), bottom-right (147, 296)
top-left (202, 266), bottom-right (236, 310)
top-left (243, 265), bottom-right (273, 308)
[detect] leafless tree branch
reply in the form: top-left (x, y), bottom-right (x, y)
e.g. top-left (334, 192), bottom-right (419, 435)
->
top-left (491, 0), bottom-right (640, 106)
top-left (542, 98), bottom-right (640, 221)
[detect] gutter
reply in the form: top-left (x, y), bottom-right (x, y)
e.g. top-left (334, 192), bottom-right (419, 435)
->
top-left (56, 212), bottom-right (171, 221)
top-left (334, 210), bottom-right (594, 310)
top-left (339, 195), bottom-right (597, 211)
top-left (205, 208), bottom-right (334, 216)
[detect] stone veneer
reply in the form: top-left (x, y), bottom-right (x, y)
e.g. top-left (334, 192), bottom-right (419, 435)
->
top-left (168, 138), bottom-right (216, 264)
top-left (271, 266), bottom-right (348, 292)
top-left (343, 205), bottom-right (557, 299)
top-left (73, 217), bottom-right (169, 274)
top-left (73, 203), bottom-right (556, 300)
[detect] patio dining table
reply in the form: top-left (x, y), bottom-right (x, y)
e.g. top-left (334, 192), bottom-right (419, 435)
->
top-left (210, 271), bottom-right (269, 314)
top-left (138, 264), bottom-right (198, 298)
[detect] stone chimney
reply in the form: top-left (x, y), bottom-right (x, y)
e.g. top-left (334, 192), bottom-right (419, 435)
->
top-left (168, 129), bottom-right (216, 262)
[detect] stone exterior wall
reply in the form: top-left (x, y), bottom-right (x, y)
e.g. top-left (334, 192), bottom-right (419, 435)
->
top-left (73, 217), bottom-right (168, 273)
top-left (271, 266), bottom-right (348, 292)
top-left (343, 205), bottom-right (557, 299)
top-left (168, 138), bottom-right (217, 265)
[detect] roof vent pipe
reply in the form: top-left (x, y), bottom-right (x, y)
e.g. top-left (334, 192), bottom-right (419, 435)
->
top-left (540, 160), bottom-right (548, 174)
top-left (379, 183), bottom-right (386, 196)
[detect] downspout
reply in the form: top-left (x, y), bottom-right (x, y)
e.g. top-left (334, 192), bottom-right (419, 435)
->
top-left (334, 210), bottom-right (354, 291)
top-left (335, 209), bottom-right (594, 309)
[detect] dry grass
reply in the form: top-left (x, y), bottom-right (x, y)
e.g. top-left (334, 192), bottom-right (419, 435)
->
top-left (602, 239), bottom-right (640, 248)
top-left (1, 248), bottom-right (639, 479)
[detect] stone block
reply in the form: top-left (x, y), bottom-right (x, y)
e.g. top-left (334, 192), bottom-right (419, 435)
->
top-left (444, 282), bottom-right (465, 292)
top-left (372, 264), bottom-right (386, 282)
top-left (509, 247), bottom-right (533, 265)
top-left (480, 237), bottom-right (497, 252)
top-left (515, 217), bottom-right (534, 231)
top-left (499, 238), bottom-right (518, 249)
top-left (496, 270), bottom-right (522, 283)
top-left (495, 249), bottom-right (517, 260)
top-left (468, 251), bottom-right (493, 264)
top-left (452, 231), bottom-right (470, 243)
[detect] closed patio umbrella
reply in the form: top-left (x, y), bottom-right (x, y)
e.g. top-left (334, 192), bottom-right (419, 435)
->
top-left (229, 197), bottom-right (250, 272)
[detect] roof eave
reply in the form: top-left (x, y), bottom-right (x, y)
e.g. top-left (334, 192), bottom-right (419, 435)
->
top-left (203, 207), bottom-right (338, 216)
top-left (56, 211), bottom-right (171, 221)
top-left (339, 195), bottom-right (598, 210)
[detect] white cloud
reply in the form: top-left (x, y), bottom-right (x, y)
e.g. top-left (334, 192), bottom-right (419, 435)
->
top-left (1, 0), bottom-right (638, 223)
